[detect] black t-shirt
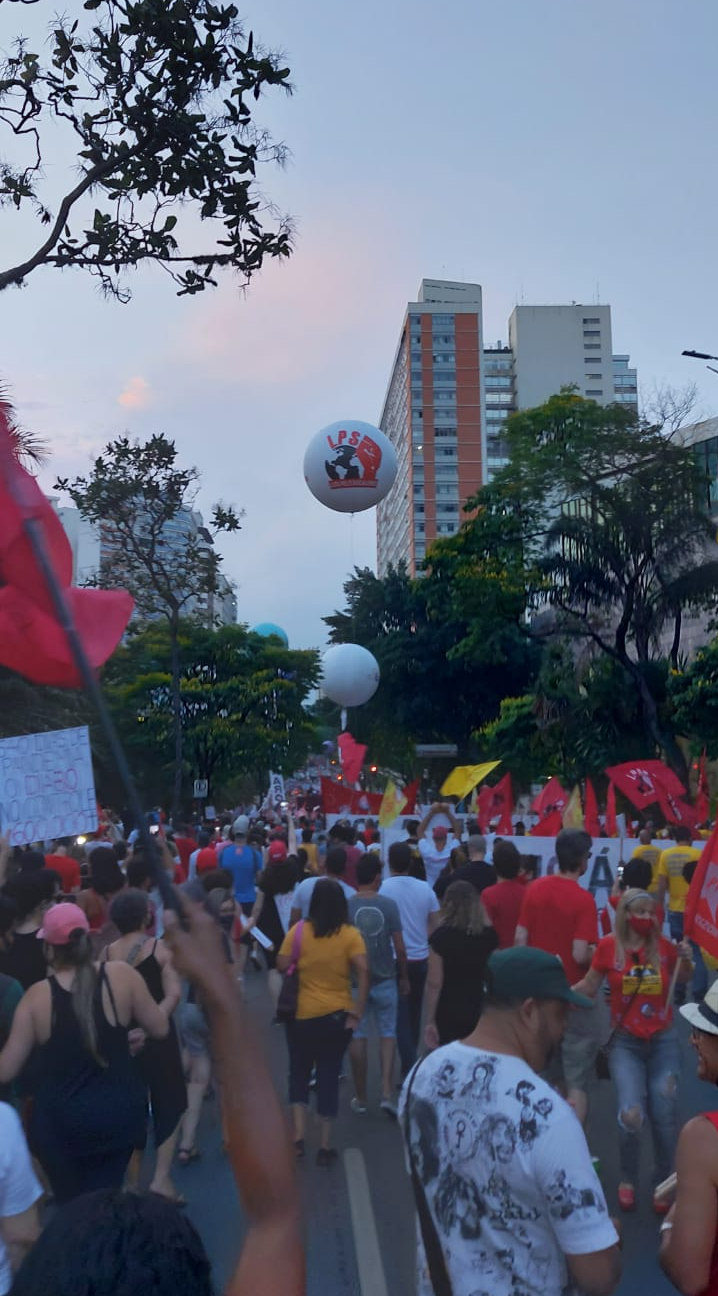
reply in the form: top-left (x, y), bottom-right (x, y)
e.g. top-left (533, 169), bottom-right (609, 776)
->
top-left (0, 930), bottom-right (48, 990)
top-left (453, 859), bottom-right (497, 894)
top-left (429, 924), bottom-right (498, 1045)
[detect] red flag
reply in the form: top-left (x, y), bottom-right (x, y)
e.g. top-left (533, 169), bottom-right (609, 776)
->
top-left (320, 776), bottom-right (354, 815)
top-left (477, 784), bottom-right (493, 833)
top-left (684, 821), bottom-right (718, 961)
top-left (0, 403), bottom-right (133, 685)
top-left (403, 779), bottom-right (420, 814)
top-left (531, 777), bottom-right (568, 816)
top-left (605, 781), bottom-right (617, 836)
top-left (337, 732), bottom-right (367, 784)
top-left (529, 807), bottom-right (563, 837)
top-left (492, 774), bottom-right (514, 834)
top-left (584, 778), bottom-right (601, 837)
top-left (605, 760), bottom-right (686, 810)
top-left (657, 788), bottom-right (699, 832)
top-left (696, 750), bottom-right (710, 823)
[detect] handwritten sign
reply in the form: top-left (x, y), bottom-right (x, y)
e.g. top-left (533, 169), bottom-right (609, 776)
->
top-left (0, 726), bottom-right (98, 846)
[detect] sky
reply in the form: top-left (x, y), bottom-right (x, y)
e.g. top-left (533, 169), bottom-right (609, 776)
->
top-left (2, 0), bottom-right (718, 651)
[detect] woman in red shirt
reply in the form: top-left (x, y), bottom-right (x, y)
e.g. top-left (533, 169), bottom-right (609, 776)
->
top-left (574, 889), bottom-right (693, 1214)
top-left (660, 982), bottom-right (718, 1295)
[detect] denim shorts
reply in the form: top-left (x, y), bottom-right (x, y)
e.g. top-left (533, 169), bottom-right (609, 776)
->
top-left (353, 979), bottom-right (398, 1040)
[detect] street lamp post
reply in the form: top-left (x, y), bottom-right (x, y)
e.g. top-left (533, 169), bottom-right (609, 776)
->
top-left (682, 349), bottom-right (718, 377)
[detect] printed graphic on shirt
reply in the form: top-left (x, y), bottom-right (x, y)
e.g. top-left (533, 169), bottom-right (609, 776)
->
top-left (621, 965), bottom-right (662, 995)
top-left (401, 1045), bottom-right (616, 1296)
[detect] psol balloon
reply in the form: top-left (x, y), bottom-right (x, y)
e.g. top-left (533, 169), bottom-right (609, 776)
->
top-left (304, 420), bottom-right (397, 514)
top-left (320, 644), bottom-right (380, 708)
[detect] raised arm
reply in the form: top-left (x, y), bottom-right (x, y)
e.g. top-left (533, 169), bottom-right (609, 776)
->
top-left (165, 900), bottom-right (304, 1296)
top-left (417, 802), bottom-right (440, 838)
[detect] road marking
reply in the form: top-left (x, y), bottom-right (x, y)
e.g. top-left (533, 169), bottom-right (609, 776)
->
top-left (344, 1146), bottom-right (389, 1296)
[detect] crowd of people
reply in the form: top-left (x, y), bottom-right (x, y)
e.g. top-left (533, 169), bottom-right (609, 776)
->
top-left (0, 800), bottom-right (716, 1294)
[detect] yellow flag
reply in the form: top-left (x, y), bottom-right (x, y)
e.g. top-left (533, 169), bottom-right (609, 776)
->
top-left (562, 784), bottom-right (584, 829)
top-left (378, 779), bottom-right (408, 829)
top-left (440, 761), bottom-right (501, 803)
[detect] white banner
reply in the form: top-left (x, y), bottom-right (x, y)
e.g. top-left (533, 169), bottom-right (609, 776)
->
top-left (0, 726), bottom-right (98, 846)
top-left (269, 770), bottom-right (286, 808)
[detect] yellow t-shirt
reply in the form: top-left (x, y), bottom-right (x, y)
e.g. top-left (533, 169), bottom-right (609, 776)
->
top-left (657, 845), bottom-right (701, 912)
top-left (279, 922), bottom-right (366, 1020)
top-left (631, 843), bottom-right (662, 893)
top-left (302, 843), bottom-right (319, 874)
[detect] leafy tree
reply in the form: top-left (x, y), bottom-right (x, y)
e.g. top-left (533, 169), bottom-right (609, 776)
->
top-left (103, 621), bottom-right (319, 806)
top-left (0, 668), bottom-right (90, 741)
top-left (670, 639), bottom-right (718, 759)
top-left (57, 434), bottom-right (241, 816)
top-left (323, 564), bottom-right (537, 770)
top-left (0, 0), bottom-right (292, 300)
top-left (457, 390), bottom-right (718, 780)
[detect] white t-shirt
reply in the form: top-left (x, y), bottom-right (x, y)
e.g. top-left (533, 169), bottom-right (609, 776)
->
top-left (380, 876), bottom-right (440, 960)
top-left (399, 1043), bottom-right (617, 1296)
top-left (419, 835), bottom-right (460, 887)
top-left (0, 1103), bottom-right (42, 1296)
top-left (292, 875), bottom-right (356, 917)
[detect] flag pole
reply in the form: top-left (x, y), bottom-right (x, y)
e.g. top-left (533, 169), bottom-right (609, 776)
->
top-left (10, 506), bottom-right (178, 913)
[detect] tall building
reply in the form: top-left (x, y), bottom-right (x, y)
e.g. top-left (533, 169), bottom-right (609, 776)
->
top-left (377, 281), bottom-right (638, 576)
top-left (50, 500), bottom-right (237, 628)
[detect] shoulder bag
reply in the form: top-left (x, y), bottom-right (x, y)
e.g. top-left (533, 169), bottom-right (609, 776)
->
top-left (276, 920), bottom-right (305, 1023)
top-left (403, 1057), bottom-right (454, 1296)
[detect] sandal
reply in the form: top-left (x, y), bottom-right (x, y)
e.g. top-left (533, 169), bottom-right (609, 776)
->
top-left (177, 1147), bottom-right (200, 1166)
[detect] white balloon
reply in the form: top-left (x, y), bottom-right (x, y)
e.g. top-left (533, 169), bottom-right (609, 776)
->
top-left (320, 643), bottom-right (380, 708)
top-left (304, 419), bottom-right (397, 514)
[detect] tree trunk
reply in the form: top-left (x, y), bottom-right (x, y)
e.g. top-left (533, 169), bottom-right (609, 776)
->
top-left (170, 616), bottom-right (183, 824)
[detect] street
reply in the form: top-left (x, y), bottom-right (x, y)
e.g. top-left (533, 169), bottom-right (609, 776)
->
top-left (174, 971), bottom-right (708, 1295)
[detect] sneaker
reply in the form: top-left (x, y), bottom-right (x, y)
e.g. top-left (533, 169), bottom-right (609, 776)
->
top-left (380, 1099), bottom-right (398, 1120)
top-left (350, 1098), bottom-right (368, 1115)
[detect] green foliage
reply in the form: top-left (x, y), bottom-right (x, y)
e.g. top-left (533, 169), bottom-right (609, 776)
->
top-left (0, 0), bottom-right (292, 299)
top-left (323, 564), bottom-right (538, 770)
top-left (0, 668), bottom-right (90, 741)
top-left (670, 640), bottom-right (718, 758)
top-left (103, 621), bottom-right (319, 804)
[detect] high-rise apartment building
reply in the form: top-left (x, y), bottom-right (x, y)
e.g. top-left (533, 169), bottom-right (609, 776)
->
top-left (377, 281), bottom-right (638, 576)
top-left (50, 499), bottom-right (238, 627)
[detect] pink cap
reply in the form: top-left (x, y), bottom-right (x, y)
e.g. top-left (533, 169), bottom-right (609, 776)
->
top-left (268, 840), bottom-right (288, 861)
top-left (432, 825), bottom-right (448, 837)
top-left (36, 903), bottom-right (90, 945)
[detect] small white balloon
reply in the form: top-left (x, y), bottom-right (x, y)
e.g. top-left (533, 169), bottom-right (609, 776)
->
top-left (320, 643), bottom-right (380, 708)
top-left (304, 419), bottom-right (397, 514)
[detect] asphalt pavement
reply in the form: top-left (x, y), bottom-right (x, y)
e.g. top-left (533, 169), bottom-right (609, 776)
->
top-left (172, 969), bottom-right (709, 1295)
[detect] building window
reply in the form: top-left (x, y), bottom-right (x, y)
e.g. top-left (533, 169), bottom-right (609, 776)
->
top-left (432, 314), bottom-right (454, 327)
top-left (586, 389), bottom-right (603, 396)
top-left (583, 330), bottom-right (601, 338)
top-left (586, 374), bottom-right (602, 380)
top-left (584, 344), bottom-right (602, 351)
top-left (583, 317), bottom-right (600, 324)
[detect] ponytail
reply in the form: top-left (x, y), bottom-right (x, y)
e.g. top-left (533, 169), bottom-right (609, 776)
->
top-left (55, 929), bottom-right (107, 1068)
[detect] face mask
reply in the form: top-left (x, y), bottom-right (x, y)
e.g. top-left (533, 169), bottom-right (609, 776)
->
top-left (219, 914), bottom-right (234, 933)
top-left (628, 915), bottom-right (655, 938)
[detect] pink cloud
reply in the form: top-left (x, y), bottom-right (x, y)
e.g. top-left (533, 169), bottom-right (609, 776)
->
top-left (117, 376), bottom-right (151, 409)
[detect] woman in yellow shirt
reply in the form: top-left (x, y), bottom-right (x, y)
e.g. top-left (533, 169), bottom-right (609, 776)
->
top-left (278, 879), bottom-right (368, 1165)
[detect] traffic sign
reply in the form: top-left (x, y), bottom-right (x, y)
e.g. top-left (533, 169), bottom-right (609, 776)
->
top-left (193, 779), bottom-right (209, 798)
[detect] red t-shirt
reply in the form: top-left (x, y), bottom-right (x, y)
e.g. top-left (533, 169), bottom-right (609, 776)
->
top-left (44, 854), bottom-right (81, 894)
top-left (518, 874), bottom-right (597, 984)
top-left (173, 835), bottom-right (195, 882)
top-left (196, 847), bottom-right (219, 875)
top-left (343, 846), bottom-right (363, 890)
top-left (482, 879), bottom-right (527, 949)
top-left (591, 934), bottom-right (678, 1039)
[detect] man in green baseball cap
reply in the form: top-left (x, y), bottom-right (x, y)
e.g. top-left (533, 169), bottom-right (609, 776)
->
top-left (399, 946), bottom-right (621, 1296)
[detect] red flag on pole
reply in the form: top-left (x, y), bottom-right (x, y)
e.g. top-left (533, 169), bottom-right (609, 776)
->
top-left (403, 779), bottom-right (420, 814)
top-left (489, 774), bottom-right (514, 835)
top-left (0, 402), bottom-right (133, 685)
top-left (584, 778), bottom-right (601, 837)
top-left (529, 807), bottom-right (563, 837)
top-left (684, 822), bottom-right (718, 961)
top-left (605, 781), bottom-right (618, 836)
top-left (531, 777), bottom-right (568, 816)
top-left (605, 760), bottom-right (686, 810)
top-left (337, 732), bottom-right (367, 785)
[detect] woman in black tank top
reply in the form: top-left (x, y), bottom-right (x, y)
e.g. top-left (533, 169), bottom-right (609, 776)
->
top-left (0, 902), bottom-right (169, 1204)
top-left (107, 890), bottom-right (186, 1202)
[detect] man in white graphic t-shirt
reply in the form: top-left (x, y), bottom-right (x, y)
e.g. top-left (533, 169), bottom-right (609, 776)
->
top-left (399, 947), bottom-right (621, 1296)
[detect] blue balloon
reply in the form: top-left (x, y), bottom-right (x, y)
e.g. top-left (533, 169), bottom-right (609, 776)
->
top-left (252, 622), bottom-right (289, 648)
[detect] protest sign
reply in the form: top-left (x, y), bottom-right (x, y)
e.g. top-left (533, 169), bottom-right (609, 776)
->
top-left (0, 725), bottom-right (98, 846)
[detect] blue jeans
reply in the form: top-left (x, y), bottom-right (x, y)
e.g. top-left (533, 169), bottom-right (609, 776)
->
top-left (609, 1026), bottom-right (681, 1184)
top-left (668, 910), bottom-right (707, 1004)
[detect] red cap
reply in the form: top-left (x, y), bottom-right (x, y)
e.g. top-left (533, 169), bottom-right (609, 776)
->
top-left (37, 903), bottom-right (89, 945)
top-left (268, 840), bottom-right (288, 861)
top-left (432, 825), bottom-right (448, 837)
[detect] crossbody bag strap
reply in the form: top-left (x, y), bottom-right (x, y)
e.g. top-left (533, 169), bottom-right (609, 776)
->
top-left (403, 1058), bottom-right (454, 1296)
top-left (604, 964), bottom-right (647, 1049)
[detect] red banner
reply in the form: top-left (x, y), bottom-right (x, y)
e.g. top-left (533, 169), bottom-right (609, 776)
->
top-left (319, 778), bottom-right (384, 816)
top-left (684, 822), bottom-right (718, 961)
top-left (605, 760), bottom-right (685, 810)
top-left (531, 777), bottom-right (568, 816)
